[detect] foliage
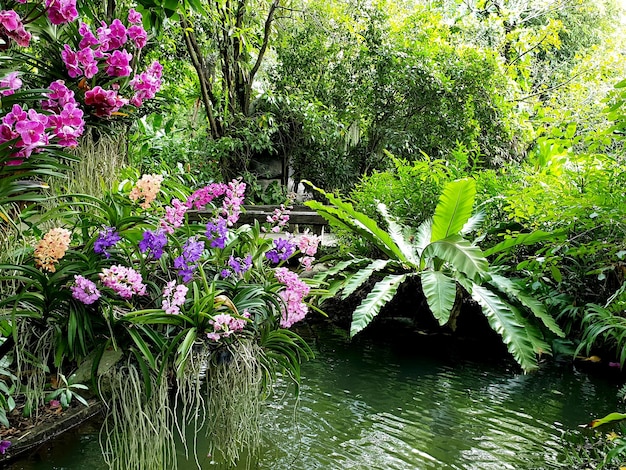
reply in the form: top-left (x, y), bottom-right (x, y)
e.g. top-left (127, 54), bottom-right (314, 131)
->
top-left (0, 0), bottom-right (163, 222)
top-left (349, 152), bottom-right (455, 228)
top-left (496, 149), bottom-right (626, 328)
top-left (306, 178), bottom-right (563, 372)
top-left (127, 113), bottom-right (221, 185)
top-left (443, 0), bottom-right (621, 97)
top-left (44, 373), bottom-right (88, 409)
top-left (132, 0), bottom-right (289, 181)
top-left (0, 172), bottom-right (320, 440)
top-left (576, 290), bottom-right (626, 368)
top-left (561, 425), bottom-right (626, 470)
top-left (0, 347), bottom-right (16, 428)
top-left (273, 0), bottom-right (527, 185)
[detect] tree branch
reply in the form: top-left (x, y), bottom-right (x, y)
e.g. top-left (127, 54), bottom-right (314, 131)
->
top-left (514, 69), bottom-right (588, 102)
top-left (180, 15), bottom-right (221, 138)
top-left (246, 0), bottom-right (280, 107)
top-left (508, 33), bottom-right (548, 66)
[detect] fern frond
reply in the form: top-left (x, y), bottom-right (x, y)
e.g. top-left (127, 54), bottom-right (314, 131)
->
top-left (471, 284), bottom-right (539, 372)
top-left (421, 271), bottom-right (456, 326)
top-left (577, 304), bottom-right (626, 367)
top-left (488, 273), bottom-right (565, 338)
top-left (350, 274), bottom-right (407, 337)
top-left (341, 259), bottom-right (391, 300)
top-left (431, 178), bottom-right (476, 242)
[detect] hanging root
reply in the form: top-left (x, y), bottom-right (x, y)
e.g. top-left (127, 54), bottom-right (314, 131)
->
top-left (98, 340), bottom-right (268, 469)
top-left (15, 321), bottom-right (54, 420)
top-left (100, 362), bottom-right (176, 470)
top-left (205, 339), bottom-right (264, 468)
top-left (174, 346), bottom-right (208, 468)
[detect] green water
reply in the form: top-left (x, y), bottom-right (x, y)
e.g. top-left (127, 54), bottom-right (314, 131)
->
top-left (7, 324), bottom-right (622, 469)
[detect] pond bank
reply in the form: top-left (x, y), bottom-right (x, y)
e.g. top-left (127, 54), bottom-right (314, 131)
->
top-left (0, 399), bottom-right (104, 465)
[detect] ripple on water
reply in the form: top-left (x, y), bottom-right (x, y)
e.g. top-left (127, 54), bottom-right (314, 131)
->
top-left (258, 326), bottom-right (619, 470)
top-left (7, 325), bottom-right (621, 470)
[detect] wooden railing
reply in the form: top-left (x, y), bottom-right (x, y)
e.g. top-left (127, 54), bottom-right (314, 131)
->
top-left (187, 205), bottom-right (328, 234)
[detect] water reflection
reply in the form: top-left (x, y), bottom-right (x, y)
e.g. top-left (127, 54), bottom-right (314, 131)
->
top-left (7, 323), bottom-right (621, 469)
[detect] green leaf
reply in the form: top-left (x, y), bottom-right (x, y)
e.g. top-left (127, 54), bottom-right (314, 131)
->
top-left (461, 211), bottom-right (485, 235)
top-left (304, 181), bottom-right (407, 262)
top-left (175, 328), bottom-right (197, 376)
top-left (488, 273), bottom-right (565, 338)
top-left (421, 271), bottom-right (456, 326)
top-left (0, 408), bottom-right (9, 428)
top-left (316, 258), bottom-right (368, 280)
top-left (130, 349), bottom-right (152, 401)
top-left (431, 178), bottom-right (476, 242)
top-left (422, 235), bottom-right (488, 282)
top-left (471, 284), bottom-right (538, 372)
top-left (413, 219), bottom-right (432, 257)
top-left (590, 412), bottom-right (626, 428)
top-left (350, 274), bottom-right (407, 337)
top-left (127, 328), bottom-right (157, 370)
top-left (341, 259), bottom-right (390, 300)
top-left (483, 230), bottom-right (564, 258)
top-left (377, 203), bottom-right (418, 265)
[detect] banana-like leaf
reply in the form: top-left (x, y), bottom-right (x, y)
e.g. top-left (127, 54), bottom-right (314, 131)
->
top-left (488, 273), bottom-right (565, 337)
top-left (483, 230), bottom-right (565, 258)
top-left (341, 259), bottom-right (391, 300)
top-left (422, 235), bottom-right (488, 282)
top-left (421, 271), bottom-right (456, 326)
top-left (431, 178), bottom-right (476, 242)
top-left (377, 203), bottom-right (418, 265)
top-left (471, 284), bottom-right (539, 372)
top-left (350, 274), bottom-right (407, 337)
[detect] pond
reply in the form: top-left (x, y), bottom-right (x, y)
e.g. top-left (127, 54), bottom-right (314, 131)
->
top-left (7, 322), bottom-right (622, 469)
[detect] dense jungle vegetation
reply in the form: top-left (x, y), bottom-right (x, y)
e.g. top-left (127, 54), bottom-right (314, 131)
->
top-left (1, 0), bottom-right (626, 467)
